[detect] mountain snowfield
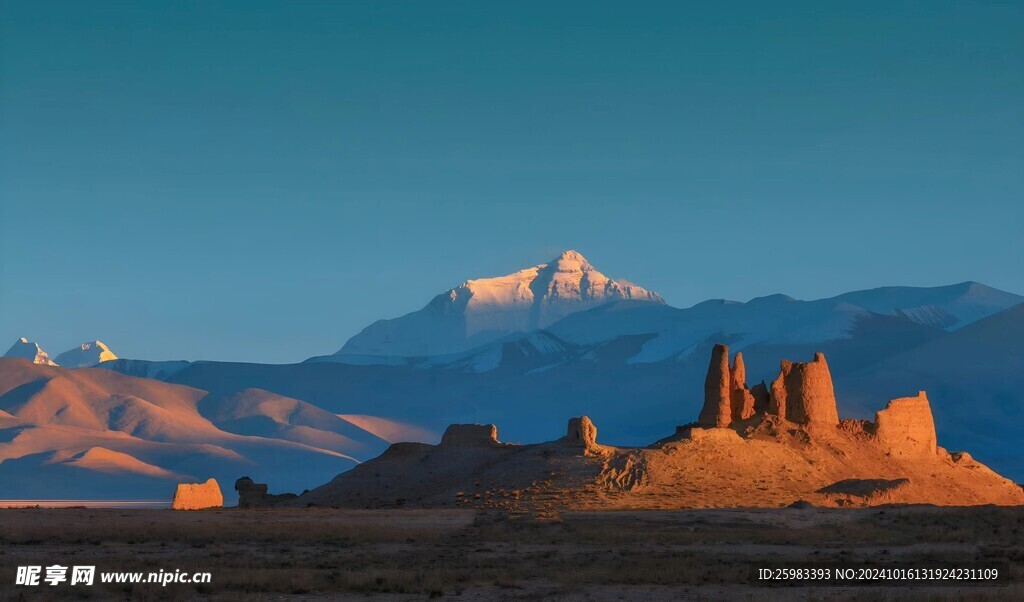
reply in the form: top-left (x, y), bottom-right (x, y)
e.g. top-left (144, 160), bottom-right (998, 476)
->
top-left (54, 340), bottom-right (119, 368)
top-left (338, 250), bottom-right (664, 357)
top-left (3, 338), bottom-right (120, 368)
top-left (547, 281), bottom-right (1022, 371)
top-left (314, 276), bottom-right (1022, 385)
top-left (3, 338), bottom-right (57, 366)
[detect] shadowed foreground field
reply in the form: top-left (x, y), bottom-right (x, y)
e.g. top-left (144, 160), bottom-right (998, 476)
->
top-left (1, 506), bottom-right (1022, 600)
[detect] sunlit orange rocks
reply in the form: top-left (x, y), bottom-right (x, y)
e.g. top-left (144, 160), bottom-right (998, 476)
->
top-left (698, 344), bottom-right (732, 427)
top-left (565, 416), bottom-right (598, 449)
top-left (171, 477), bottom-right (223, 510)
top-left (699, 345), bottom-right (761, 426)
top-left (285, 343), bottom-right (1024, 510)
top-left (871, 391), bottom-right (937, 457)
top-left (768, 352), bottom-right (840, 426)
top-left (729, 352), bottom-right (757, 420)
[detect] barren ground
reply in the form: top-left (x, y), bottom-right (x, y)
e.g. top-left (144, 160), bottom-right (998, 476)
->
top-left (294, 422), bottom-right (1024, 511)
top-left (1, 506), bottom-right (1022, 600)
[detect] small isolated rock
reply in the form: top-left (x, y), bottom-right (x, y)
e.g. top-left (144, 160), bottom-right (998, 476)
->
top-left (172, 478), bottom-right (223, 510)
top-left (788, 500), bottom-right (815, 509)
top-left (235, 476), bottom-right (269, 508)
top-left (233, 476), bottom-right (297, 507)
top-left (951, 451), bottom-right (973, 464)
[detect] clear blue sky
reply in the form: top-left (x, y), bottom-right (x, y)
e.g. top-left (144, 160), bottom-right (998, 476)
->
top-left (2, 1), bottom-right (1021, 363)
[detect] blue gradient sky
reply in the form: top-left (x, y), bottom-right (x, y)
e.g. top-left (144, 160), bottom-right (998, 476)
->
top-left (2, 1), bottom-right (1022, 363)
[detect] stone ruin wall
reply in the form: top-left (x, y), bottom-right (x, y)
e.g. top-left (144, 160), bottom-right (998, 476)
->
top-left (695, 345), bottom-right (937, 457)
top-left (440, 424), bottom-right (501, 447)
top-left (872, 391), bottom-right (937, 457)
top-left (171, 478), bottom-right (223, 510)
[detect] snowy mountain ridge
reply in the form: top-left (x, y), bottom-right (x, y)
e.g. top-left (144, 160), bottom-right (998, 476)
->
top-left (339, 250), bottom-right (664, 357)
top-left (4, 338), bottom-right (120, 368)
top-left (55, 340), bottom-right (119, 368)
top-left (3, 338), bottom-right (58, 366)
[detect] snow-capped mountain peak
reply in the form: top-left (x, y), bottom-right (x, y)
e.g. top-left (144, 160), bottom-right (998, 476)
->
top-left (3, 337), bottom-right (58, 366)
top-left (458, 250), bottom-right (663, 316)
top-left (339, 250), bottom-right (665, 357)
top-left (55, 340), bottom-right (119, 368)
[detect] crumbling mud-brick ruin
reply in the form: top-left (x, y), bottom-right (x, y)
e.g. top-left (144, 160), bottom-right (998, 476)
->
top-left (234, 345), bottom-right (1024, 511)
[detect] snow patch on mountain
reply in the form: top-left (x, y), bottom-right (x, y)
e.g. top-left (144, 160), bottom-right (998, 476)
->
top-left (55, 340), bottom-right (118, 368)
top-left (548, 283), bottom-right (1023, 365)
top-left (3, 338), bottom-right (58, 366)
top-left (446, 331), bottom-right (579, 373)
top-left (830, 282), bottom-right (1019, 330)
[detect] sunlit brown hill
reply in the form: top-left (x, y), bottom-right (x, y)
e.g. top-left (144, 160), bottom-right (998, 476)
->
top-left (0, 359), bottom-right (415, 501)
top-left (291, 346), bottom-right (1024, 511)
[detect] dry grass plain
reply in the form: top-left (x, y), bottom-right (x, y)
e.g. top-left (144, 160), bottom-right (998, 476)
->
top-left (0, 505), bottom-right (1021, 600)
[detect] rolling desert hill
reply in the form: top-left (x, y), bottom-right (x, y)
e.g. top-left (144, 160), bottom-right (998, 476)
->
top-left (0, 359), bottom-right (409, 501)
top-left (62, 446), bottom-right (189, 480)
top-left (200, 388), bottom-right (394, 457)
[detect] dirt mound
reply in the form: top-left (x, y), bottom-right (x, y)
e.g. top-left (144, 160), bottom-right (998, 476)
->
top-left (283, 347), bottom-right (1024, 511)
top-left (817, 478), bottom-right (912, 506)
top-left (818, 477), bottom-right (910, 496)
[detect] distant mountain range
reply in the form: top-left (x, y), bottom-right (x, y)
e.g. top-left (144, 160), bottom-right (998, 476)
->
top-left (55, 340), bottom-right (118, 368)
top-left (3, 338), bottom-right (58, 366)
top-left (4, 338), bottom-right (118, 368)
top-left (3, 250), bottom-right (1023, 500)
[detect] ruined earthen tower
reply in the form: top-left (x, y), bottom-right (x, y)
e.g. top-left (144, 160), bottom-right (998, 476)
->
top-left (699, 344), bottom-right (732, 427)
top-left (769, 352), bottom-right (840, 426)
